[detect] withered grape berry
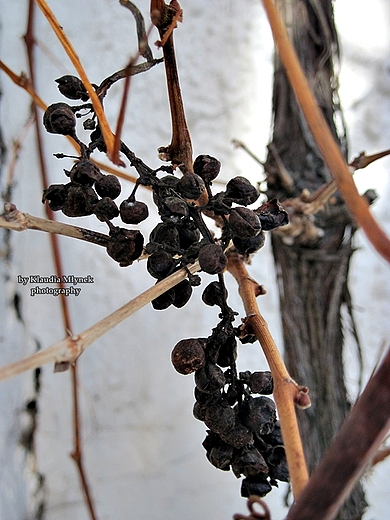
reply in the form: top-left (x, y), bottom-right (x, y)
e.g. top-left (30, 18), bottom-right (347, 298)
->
top-left (241, 474), bottom-right (272, 498)
top-left (254, 199), bottom-right (289, 230)
top-left (149, 222), bottom-right (180, 248)
top-left (241, 396), bottom-right (277, 436)
top-left (204, 400), bottom-right (236, 434)
top-left (171, 338), bottom-right (206, 375)
top-left (95, 174), bottom-right (122, 199)
top-left (43, 103), bottom-right (77, 136)
top-left (120, 198), bottom-right (149, 224)
top-left (172, 279), bottom-right (193, 308)
top-left (55, 75), bottom-right (89, 101)
top-left (177, 172), bottom-right (205, 200)
top-left (42, 183), bottom-right (68, 211)
top-left (193, 154), bottom-right (221, 183)
top-left (93, 197), bottom-right (119, 222)
top-left (147, 250), bottom-right (175, 279)
top-left (219, 421), bottom-right (253, 449)
top-left (163, 196), bottom-right (189, 218)
top-left (267, 446), bottom-right (289, 482)
top-left (225, 176), bottom-right (259, 206)
top-left (106, 227), bottom-right (144, 267)
top-left (69, 160), bottom-right (102, 186)
top-left (233, 231), bottom-right (265, 256)
top-left (198, 244), bottom-right (227, 275)
top-left (229, 207), bottom-right (261, 239)
top-left (248, 371), bottom-right (274, 395)
top-left (151, 287), bottom-right (175, 310)
top-left (202, 281), bottom-right (228, 307)
top-left (195, 362), bottom-right (225, 393)
top-left (62, 185), bottom-right (98, 217)
top-left (231, 446), bottom-right (268, 478)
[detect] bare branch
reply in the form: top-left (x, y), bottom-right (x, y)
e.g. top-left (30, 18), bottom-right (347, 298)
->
top-left (0, 261), bottom-right (200, 383)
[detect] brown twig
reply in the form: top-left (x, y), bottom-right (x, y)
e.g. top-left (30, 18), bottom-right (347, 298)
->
top-left (0, 260), bottom-right (200, 383)
top-left (261, 0), bottom-right (390, 264)
top-left (24, 5), bottom-right (99, 518)
top-left (151, 0), bottom-right (193, 171)
top-left (34, 0), bottom-right (116, 163)
top-left (285, 348), bottom-right (390, 520)
top-left (227, 252), bottom-right (309, 499)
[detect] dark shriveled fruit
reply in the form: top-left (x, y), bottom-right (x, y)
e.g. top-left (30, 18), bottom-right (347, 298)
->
top-left (193, 154), bottom-right (221, 183)
top-left (55, 75), bottom-right (89, 101)
top-left (198, 244), bottom-right (227, 275)
top-left (241, 474), bottom-right (272, 498)
top-left (95, 174), bottom-right (122, 199)
top-left (120, 199), bottom-right (149, 224)
top-left (42, 183), bottom-right (69, 211)
top-left (43, 103), bottom-right (76, 136)
top-left (195, 362), bottom-right (225, 393)
top-left (106, 227), bottom-right (144, 266)
top-left (171, 339), bottom-right (206, 375)
top-left (62, 185), bottom-right (98, 217)
top-left (229, 207), bottom-right (262, 239)
top-left (93, 197), bottom-right (119, 221)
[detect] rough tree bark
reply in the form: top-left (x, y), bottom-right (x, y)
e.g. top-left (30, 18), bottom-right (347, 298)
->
top-left (265, 1), bottom-right (367, 518)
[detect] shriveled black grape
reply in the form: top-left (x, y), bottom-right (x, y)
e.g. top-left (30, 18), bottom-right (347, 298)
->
top-left (229, 207), bottom-right (262, 239)
top-left (204, 400), bottom-right (235, 434)
top-left (241, 474), bottom-right (272, 498)
top-left (195, 362), bottom-right (225, 394)
top-left (171, 338), bottom-right (206, 375)
top-left (172, 279), bottom-right (192, 308)
top-left (267, 446), bottom-right (289, 482)
top-left (147, 250), bottom-right (175, 279)
top-left (177, 172), bottom-right (205, 200)
top-left (106, 227), bottom-right (144, 266)
top-left (95, 174), bottom-right (121, 199)
top-left (42, 183), bottom-right (69, 211)
top-left (233, 231), bottom-right (265, 256)
top-left (254, 199), bottom-right (289, 230)
top-left (120, 199), bottom-right (149, 224)
top-left (43, 103), bottom-right (76, 136)
top-left (232, 446), bottom-right (269, 478)
top-left (93, 197), bottom-right (119, 221)
top-left (69, 160), bottom-right (102, 186)
top-left (202, 281), bottom-right (227, 307)
top-left (198, 244), bottom-right (227, 275)
top-left (241, 396), bottom-right (277, 436)
top-left (224, 176), bottom-right (259, 206)
top-left (151, 287), bottom-right (175, 310)
top-left (193, 154), bottom-right (221, 183)
top-left (55, 75), bottom-right (89, 101)
top-left (62, 185), bottom-right (98, 217)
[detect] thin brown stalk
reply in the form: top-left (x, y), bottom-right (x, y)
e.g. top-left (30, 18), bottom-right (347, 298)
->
top-left (24, 6), bottom-right (98, 517)
top-left (227, 252), bottom-right (309, 499)
top-left (34, 0), bottom-right (116, 163)
top-left (151, 0), bottom-right (193, 171)
top-left (0, 260), bottom-right (200, 383)
top-left (261, 0), bottom-right (390, 264)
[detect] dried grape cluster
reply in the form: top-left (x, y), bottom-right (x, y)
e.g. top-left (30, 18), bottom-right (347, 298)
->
top-left (41, 72), bottom-right (289, 498)
top-left (171, 283), bottom-right (289, 497)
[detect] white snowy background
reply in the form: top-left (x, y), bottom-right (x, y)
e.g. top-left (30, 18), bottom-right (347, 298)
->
top-left (0, 1), bottom-right (389, 519)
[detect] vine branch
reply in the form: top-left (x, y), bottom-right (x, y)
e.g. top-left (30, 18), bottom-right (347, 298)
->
top-left (0, 261), bottom-right (200, 383)
top-left (227, 251), bottom-right (309, 499)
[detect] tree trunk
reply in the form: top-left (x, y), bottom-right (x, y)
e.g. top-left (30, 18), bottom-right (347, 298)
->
top-left (266, 1), bottom-right (367, 518)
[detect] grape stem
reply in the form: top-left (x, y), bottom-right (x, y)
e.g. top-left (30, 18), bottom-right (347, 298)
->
top-left (227, 251), bottom-right (309, 499)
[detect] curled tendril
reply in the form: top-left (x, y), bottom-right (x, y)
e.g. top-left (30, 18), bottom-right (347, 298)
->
top-left (233, 497), bottom-right (271, 520)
